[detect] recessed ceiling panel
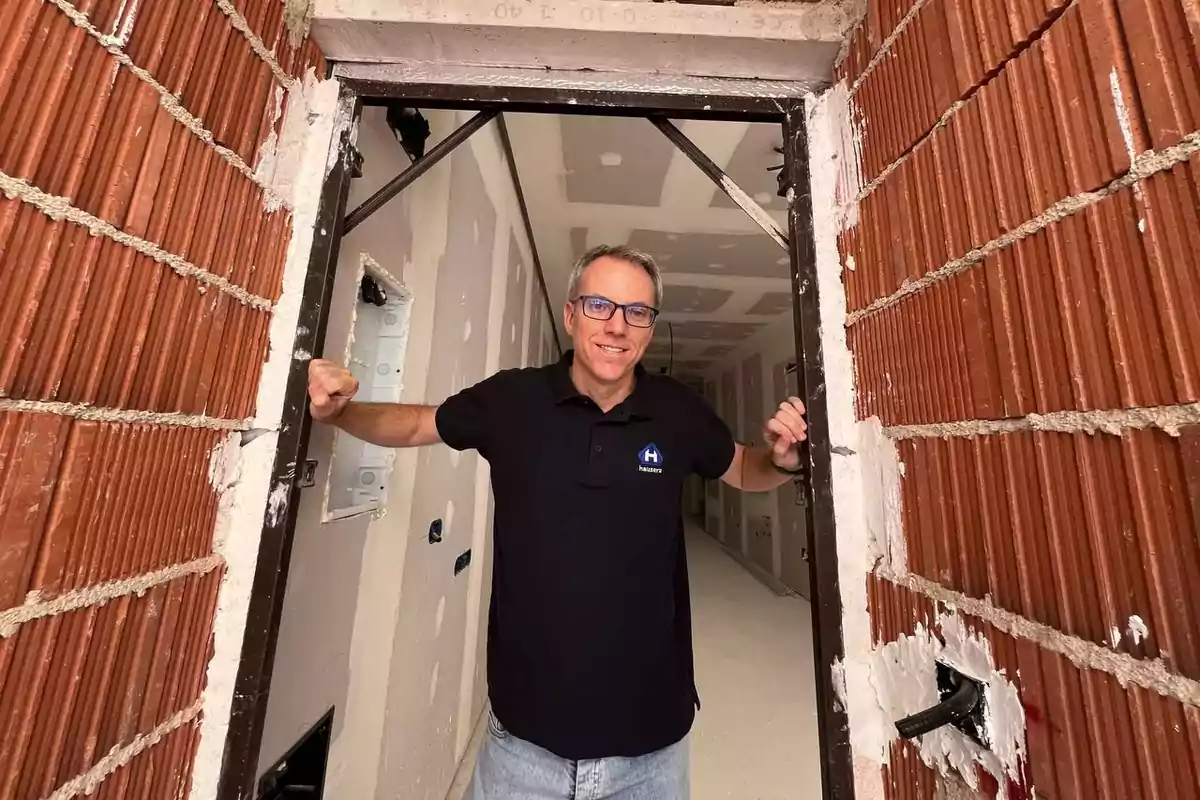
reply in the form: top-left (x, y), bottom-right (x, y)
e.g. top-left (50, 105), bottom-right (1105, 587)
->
top-left (669, 320), bottom-right (764, 341)
top-left (711, 122), bottom-right (787, 211)
top-left (746, 291), bottom-right (795, 315)
top-left (561, 116), bottom-right (674, 207)
top-left (700, 344), bottom-right (734, 357)
top-left (570, 227), bottom-right (589, 258)
top-left (626, 230), bottom-right (788, 278)
top-left (659, 286), bottom-right (734, 313)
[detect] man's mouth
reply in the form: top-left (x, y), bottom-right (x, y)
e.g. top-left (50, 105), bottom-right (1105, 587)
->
top-left (595, 343), bottom-right (627, 355)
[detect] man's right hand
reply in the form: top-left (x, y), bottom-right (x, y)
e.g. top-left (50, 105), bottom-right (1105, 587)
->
top-left (308, 358), bottom-right (358, 423)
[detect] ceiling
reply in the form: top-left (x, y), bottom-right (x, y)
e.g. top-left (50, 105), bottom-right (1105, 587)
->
top-left (507, 113), bottom-right (797, 382)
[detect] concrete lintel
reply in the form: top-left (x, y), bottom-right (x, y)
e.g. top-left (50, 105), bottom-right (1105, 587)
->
top-left (312, 0), bottom-right (855, 82)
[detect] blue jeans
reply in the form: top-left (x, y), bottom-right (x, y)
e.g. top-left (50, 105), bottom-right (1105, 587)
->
top-left (467, 709), bottom-right (690, 799)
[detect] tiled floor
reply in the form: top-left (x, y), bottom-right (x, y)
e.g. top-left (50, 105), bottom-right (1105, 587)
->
top-left (445, 523), bottom-right (822, 800)
top-left (687, 524), bottom-right (822, 800)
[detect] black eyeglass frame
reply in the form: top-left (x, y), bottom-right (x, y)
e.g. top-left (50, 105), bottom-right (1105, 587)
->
top-left (571, 295), bottom-right (661, 328)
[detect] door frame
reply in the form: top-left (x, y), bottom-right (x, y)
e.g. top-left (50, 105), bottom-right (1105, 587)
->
top-left (217, 67), bottom-right (850, 800)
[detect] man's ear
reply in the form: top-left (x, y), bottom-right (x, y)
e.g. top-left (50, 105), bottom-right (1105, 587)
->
top-left (563, 301), bottom-right (575, 333)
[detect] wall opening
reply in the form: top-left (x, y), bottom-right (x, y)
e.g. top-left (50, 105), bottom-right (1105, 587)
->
top-left (237, 75), bottom-right (850, 800)
top-left (257, 708), bottom-right (335, 799)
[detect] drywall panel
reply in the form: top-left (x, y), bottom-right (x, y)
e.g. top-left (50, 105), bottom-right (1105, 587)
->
top-left (528, 291), bottom-right (546, 367)
top-left (659, 286), bottom-right (735, 314)
top-left (471, 494), bottom-right (497, 725)
top-left (710, 122), bottom-right (789, 211)
top-left (773, 359), bottom-right (810, 599)
top-left (499, 237), bottom-right (529, 371)
top-left (562, 116), bottom-right (675, 206)
top-left (376, 139), bottom-right (498, 800)
top-left (627, 230), bottom-right (790, 279)
top-left (256, 106), bottom-right (450, 799)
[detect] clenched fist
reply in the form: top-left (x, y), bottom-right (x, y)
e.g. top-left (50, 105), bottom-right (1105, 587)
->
top-left (763, 396), bottom-right (807, 471)
top-left (308, 358), bottom-right (358, 423)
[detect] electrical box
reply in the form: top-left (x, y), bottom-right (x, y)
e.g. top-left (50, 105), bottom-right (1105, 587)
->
top-left (322, 254), bottom-right (413, 522)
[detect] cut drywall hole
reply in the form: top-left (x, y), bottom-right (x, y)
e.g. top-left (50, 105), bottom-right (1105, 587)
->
top-left (323, 254), bottom-right (413, 522)
top-left (256, 707), bottom-right (334, 799)
top-left (454, 549), bottom-right (472, 575)
top-left (428, 518), bottom-right (444, 544)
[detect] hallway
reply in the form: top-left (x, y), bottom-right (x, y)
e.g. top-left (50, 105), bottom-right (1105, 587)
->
top-left (447, 523), bottom-right (822, 800)
top-left (686, 524), bottom-right (822, 800)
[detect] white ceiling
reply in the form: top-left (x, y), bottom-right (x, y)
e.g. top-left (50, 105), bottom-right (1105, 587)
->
top-left (506, 113), bottom-right (797, 381)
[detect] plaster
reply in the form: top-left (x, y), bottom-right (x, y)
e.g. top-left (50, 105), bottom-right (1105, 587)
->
top-left (312, 0), bottom-right (851, 82)
top-left (867, 611), bottom-right (1027, 795)
top-left (805, 84), bottom-right (885, 800)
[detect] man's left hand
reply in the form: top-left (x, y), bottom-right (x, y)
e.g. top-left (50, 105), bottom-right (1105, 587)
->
top-left (763, 396), bottom-right (807, 471)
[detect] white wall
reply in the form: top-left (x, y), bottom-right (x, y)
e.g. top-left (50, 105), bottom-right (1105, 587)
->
top-left (258, 106), bottom-right (557, 800)
top-left (698, 316), bottom-right (809, 596)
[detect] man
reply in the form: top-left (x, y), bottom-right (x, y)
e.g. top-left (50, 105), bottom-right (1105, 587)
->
top-left (308, 245), bottom-right (807, 799)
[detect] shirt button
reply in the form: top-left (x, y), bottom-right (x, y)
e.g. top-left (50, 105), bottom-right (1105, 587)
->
top-left (595, 445), bottom-right (603, 452)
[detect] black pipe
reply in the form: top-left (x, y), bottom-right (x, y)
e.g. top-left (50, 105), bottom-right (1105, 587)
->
top-left (895, 676), bottom-right (982, 740)
top-left (496, 113), bottom-right (563, 357)
top-left (343, 109), bottom-right (498, 234)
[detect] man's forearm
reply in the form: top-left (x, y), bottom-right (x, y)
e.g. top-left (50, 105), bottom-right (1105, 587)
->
top-left (736, 445), bottom-right (795, 492)
top-left (332, 402), bottom-right (441, 447)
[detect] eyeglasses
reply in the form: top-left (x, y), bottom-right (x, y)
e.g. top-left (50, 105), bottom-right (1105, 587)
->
top-left (573, 295), bottom-right (660, 328)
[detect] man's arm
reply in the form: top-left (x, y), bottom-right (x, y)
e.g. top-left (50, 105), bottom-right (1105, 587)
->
top-left (308, 358), bottom-right (442, 447)
top-left (721, 396), bottom-right (807, 492)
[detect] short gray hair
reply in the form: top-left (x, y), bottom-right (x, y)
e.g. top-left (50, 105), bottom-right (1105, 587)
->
top-left (566, 244), bottom-right (664, 307)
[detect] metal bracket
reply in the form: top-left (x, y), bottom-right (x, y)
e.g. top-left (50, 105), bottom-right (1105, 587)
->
top-left (298, 459), bottom-right (318, 488)
top-left (647, 116), bottom-right (789, 251)
top-left (343, 109), bottom-right (498, 235)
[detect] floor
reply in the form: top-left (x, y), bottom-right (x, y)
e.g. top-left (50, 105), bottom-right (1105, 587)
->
top-left (686, 523), bottom-right (822, 800)
top-left (446, 523), bottom-right (822, 800)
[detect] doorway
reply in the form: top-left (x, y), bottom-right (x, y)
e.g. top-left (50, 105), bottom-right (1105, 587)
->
top-left (218, 67), bottom-right (849, 800)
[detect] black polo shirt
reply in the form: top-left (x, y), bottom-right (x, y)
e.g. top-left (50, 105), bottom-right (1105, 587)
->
top-left (435, 350), bottom-right (735, 760)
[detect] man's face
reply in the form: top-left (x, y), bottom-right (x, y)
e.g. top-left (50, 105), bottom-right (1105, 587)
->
top-left (563, 256), bottom-right (657, 384)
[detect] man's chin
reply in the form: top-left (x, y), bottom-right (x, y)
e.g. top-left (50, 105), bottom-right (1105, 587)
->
top-left (582, 353), bottom-right (634, 381)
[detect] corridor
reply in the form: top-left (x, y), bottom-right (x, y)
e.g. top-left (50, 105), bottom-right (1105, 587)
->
top-left (448, 523), bottom-right (822, 800)
top-left (687, 524), bottom-right (821, 800)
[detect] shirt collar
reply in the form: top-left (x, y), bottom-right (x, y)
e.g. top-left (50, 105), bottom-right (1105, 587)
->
top-left (551, 350), bottom-right (654, 420)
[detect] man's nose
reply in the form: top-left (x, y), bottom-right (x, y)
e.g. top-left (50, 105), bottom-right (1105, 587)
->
top-left (604, 310), bottom-right (628, 335)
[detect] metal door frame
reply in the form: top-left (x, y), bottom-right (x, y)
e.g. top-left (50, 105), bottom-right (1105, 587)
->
top-left (217, 67), bottom-right (850, 800)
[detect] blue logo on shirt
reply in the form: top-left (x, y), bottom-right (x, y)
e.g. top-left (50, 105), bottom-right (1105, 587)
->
top-left (638, 443), bottom-right (664, 474)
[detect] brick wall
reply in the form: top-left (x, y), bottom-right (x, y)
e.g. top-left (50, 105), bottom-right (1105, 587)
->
top-left (0, 1), bottom-right (323, 796)
top-left (836, 0), bottom-right (1199, 796)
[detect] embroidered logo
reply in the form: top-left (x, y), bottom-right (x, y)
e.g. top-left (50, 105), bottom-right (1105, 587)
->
top-left (638, 443), bottom-right (664, 474)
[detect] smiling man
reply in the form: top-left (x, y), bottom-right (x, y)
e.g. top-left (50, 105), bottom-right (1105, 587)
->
top-left (307, 244), bottom-right (808, 800)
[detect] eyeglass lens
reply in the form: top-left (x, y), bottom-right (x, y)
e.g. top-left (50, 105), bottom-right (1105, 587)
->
top-left (579, 296), bottom-right (657, 327)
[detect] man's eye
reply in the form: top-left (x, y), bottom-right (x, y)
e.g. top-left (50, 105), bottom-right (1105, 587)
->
top-left (627, 306), bottom-right (651, 321)
top-left (586, 298), bottom-right (610, 312)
